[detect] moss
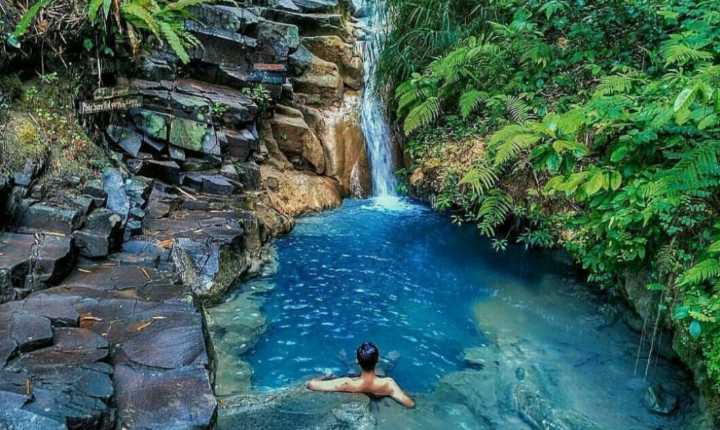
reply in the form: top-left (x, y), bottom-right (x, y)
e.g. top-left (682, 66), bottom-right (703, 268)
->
top-left (0, 70), bottom-right (109, 180)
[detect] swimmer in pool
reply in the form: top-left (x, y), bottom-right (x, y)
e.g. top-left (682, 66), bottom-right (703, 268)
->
top-left (306, 342), bottom-right (415, 408)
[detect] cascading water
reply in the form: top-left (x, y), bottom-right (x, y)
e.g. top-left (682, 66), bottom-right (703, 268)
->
top-left (358, 0), bottom-right (397, 197)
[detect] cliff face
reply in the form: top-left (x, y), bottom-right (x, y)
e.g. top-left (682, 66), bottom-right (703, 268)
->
top-left (0, 1), bottom-right (372, 428)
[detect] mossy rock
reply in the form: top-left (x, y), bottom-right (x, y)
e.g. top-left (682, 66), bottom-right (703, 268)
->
top-left (169, 117), bottom-right (212, 152)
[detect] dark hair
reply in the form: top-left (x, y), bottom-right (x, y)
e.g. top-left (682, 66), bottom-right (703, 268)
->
top-left (356, 342), bottom-right (379, 371)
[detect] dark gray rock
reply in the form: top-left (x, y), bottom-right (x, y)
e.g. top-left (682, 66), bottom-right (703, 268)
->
top-left (114, 364), bottom-right (217, 430)
top-left (17, 203), bottom-right (83, 234)
top-left (135, 159), bottom-right (183, 185)
top-left (141, 49), bottom-right (179, 81)
top-left (74, 209), bottom-right (123, 258)
top-left (235, 162), bottom-right (261, 190)
top-left (291, 0), bottom-right (338, 13)
top-left (219, 127), bottom-right (259, 162)
top-left (13, 160), bottom-right (39, 187)
top-left (0, 233), bottom-right (74, 296)
top-left (107, 125), bottom-right (143, 158)
top-left (288, 44), bottom-right (314, 75)
top-left (169, 146), bottom-right (186, 161)
top-left (191, 4), bottom-right (259, 31)
top-left (103, 168), bottom-right (130, 222)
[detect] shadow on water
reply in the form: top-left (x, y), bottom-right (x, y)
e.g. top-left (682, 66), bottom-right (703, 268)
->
top-left (208, 198), bottom-right (703, 430)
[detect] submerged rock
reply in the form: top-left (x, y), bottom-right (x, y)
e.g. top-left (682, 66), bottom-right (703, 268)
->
top-left (643, 384), bottom-right (678, 415)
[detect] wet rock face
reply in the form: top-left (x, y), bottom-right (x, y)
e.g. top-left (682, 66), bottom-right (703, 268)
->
top-left (219, 387), bottom-right (375, 430)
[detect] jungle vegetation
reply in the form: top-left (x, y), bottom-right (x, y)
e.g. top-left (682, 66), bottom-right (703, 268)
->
top-left (382, 0), bottom-right (720, 409)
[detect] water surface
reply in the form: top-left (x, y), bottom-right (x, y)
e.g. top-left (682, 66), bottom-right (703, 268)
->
top-left (212, 198), bottom-right (700, 429)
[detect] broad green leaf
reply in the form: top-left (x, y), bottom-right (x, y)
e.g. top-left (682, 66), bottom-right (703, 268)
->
top-left (610, 146), bottom-right (628, 162)
top-left (584, 171), bottom-right (607, 196)
top-left (609, 171), bottom-right (622, 190)
top-left (674, 87), bottom-right (696, 113)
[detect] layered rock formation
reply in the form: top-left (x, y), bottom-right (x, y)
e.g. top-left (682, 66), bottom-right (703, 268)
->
top-left (0, 1), bottom-right (373, 428)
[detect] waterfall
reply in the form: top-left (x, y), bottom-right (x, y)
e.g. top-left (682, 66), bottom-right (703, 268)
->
top-left (358, 0), bottom-right (397, 197)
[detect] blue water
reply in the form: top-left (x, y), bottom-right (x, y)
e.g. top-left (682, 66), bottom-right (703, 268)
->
top-left (214, 197), bottom-right (702, 429)
top-left (244, 198), bottom-right (564, 392)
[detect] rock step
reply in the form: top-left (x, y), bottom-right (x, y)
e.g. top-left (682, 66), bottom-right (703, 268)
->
top-left (0, 257), bottom-right (215, 429)
top-left (0, 232), bottom-right (74, 303)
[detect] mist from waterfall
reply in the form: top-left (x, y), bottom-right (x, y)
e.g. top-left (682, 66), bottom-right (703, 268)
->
top-left (358, 0), bottom-right (397, 197)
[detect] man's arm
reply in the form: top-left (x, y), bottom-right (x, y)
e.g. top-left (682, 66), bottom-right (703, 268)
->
top-left (389, 380), bottom-right (415, 408)
top-left (306, 377), bottom-right (354, 393)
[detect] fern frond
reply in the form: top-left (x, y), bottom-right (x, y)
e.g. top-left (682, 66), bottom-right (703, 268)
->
top-left (678, 258), bottom-right (720, 287)
top-left (403, 96), bottom-right (440, 134)
top-left (594, 75), bottom-right (634, 96)
top-left (504, 95), bottom-right (532, 123)
top-left (459, 164), bottom-right (498, 196)
top-left (661, 38), bottom-right (714, 66)
top-left (459, 90), bottom-right (486, 119)
top-left (477, 191), bottom-right (513, 236)
top-left (121, 3), bottom-right (160, 36)
top-left (160, 22), bottom-right (190, 64)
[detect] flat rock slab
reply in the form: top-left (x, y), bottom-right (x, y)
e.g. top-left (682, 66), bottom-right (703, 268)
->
top-left (0, 233), bottom-right (74, 301)
top-left (114, 364), bottom-right (217, 430)
top-left (219, 388), bottom-right (374, 430)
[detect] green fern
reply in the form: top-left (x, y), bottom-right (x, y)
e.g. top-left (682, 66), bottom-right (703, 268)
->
top-left (121, 2), bottom-right (161, 36)
top-left (459, 90), bottom-right (487, 119)
top-left (404, 97), bottom-right (440, 135)
top-left (160, 22), bottom-right (190, 63)
top-left (678, 258), bottom-right (720, 287)
top-left (11, 0), bottom-right (53, 38)
top-left (661, 36), bottom-right (714, 66)
top-left (459, 164), bottom-right (498, 196)
top-left (476, 191), bottom-right (514, 236)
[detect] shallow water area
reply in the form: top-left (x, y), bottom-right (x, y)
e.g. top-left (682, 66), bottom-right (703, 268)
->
top-left (210, 198), bottom-right (701, 429)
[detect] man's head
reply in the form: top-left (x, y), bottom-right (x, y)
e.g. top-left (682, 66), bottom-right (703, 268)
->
top-left (356, 342), bottom-right (379, 372)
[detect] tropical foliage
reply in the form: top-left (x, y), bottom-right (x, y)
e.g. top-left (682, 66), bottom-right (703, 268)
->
top-left (6, 0), bottom-right (207, 63)
top-left (386, 0), bottom-right (720, 402)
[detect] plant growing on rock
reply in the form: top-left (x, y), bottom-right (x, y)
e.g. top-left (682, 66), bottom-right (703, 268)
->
top-left (7, 0), bottom-right (209, 64)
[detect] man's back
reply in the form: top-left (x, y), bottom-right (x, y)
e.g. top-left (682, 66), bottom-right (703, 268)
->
top-left (307, 375), bottom-right (415, 408)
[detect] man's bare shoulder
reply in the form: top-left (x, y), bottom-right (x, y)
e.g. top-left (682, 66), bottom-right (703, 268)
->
top-left (307, 376), bottom-right (358, 392)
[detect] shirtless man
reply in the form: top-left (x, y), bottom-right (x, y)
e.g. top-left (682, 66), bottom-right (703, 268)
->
top-left (306, 342), bottom-right (415, 408)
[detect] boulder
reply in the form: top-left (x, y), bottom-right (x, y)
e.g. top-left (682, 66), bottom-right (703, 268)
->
top-left (169, 117), bottom-right (214, 153)
top-left (290, 0), bottom-right (339, 13)
top-left (0, 233), bottom-right (74, 297)
top-left (302, 35), bottom-right (363, 88)
top-left (256, 18), bottom-right (300, 62)
top-left (191, 4), bottom-right (259, 32)
top-left (103, 168), bottom-right (130, 222)
top-left (130, 109), bottom-right (170, 141)
top-left (310, 95), bottom-right (370, 195)
top-left (260, 165), bottom-right (342, 217)
top-left (107, 125), bottom-right (143, 158)
top-left (270, 109), bottom-right (325, 173)
top-left (73, 209), bottom-right (123, 258)
top-left (16, 202), bottom-right (83, 234)
top-left (291, 53), bottom-right (344, 107)
top-left (236, 162), bottom-right (262, 190)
